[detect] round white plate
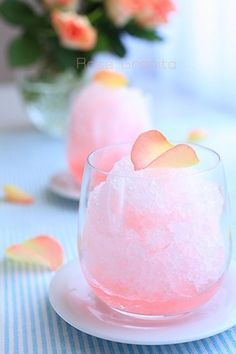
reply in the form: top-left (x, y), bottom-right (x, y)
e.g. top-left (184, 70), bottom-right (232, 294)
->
top-left (48, 171), bottom-right (80, 201)
top-left (49, 260), bottom-right (236, 345)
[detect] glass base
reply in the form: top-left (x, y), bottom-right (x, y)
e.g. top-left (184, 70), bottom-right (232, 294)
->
top-left (111, 306), bottom-right (192, 322)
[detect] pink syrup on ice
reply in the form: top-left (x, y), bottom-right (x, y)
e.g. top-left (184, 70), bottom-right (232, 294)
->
top-left (80, 156), bottom-right (227, 316)
top-left (86, 277), bottom-right (224, 315)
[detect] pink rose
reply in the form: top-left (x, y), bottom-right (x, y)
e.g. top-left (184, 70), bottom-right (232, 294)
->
top-left (136, 0), bottom-right (175, 27)
top-left (106, 0), bottom-right (175, 27)
top-left (44, 0), bottom-right (79, 11)
top-left (52, 11), bottom-right (97, 51)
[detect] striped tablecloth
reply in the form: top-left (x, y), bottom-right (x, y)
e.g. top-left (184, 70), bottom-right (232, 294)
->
top-left (1, 131), bottom-right (236, 354)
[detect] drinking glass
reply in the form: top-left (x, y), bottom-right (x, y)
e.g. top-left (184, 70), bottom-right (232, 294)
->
top-left (78, 143), bottom-right (231, 319)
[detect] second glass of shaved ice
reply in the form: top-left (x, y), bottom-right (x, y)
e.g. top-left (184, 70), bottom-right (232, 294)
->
top-left (67, 71), bottom-right (151, 184)
top-left (78, 139), bottom-right (231, 318)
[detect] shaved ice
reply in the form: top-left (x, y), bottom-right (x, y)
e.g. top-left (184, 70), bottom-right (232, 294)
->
top-left (80, 156), bottom-right (228, 316)
top-left (67, 82), bottom-right (151, 183)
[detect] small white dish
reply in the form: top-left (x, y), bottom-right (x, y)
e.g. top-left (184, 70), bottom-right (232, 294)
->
top-left (49, 259), bottom-right (236, 345)
top-left (48, 171), bottom-right (80, 201)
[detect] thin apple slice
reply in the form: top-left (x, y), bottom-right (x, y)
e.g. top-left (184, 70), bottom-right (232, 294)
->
top-left (3, 184), bottom-right (34, 204)
top-left (92, 70), bottom-right (128, 88)
top-left (6, 235), bottom-right (64, 271)
top-left (147, 144), bottom-right (199, 169)
top-left (131, 130), bottom-right (174, 170)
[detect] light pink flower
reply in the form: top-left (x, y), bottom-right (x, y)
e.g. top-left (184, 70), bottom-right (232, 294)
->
top-left (106, 0), bottom-right (175, 27)
top-left (52, 11), bottom-right (97, 51)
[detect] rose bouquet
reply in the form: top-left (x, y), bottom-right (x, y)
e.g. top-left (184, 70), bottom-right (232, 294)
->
top-left (0, 0), bottom-right (175, 75)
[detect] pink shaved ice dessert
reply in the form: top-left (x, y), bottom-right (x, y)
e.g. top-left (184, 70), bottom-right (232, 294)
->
top-left (80, 157), bottom-right (227, 315)
top-left (79, 131), bottom-right (230, 316)
top-left (67, 73), bottom-right (151, 183)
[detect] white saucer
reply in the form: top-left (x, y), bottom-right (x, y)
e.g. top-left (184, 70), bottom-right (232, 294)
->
top-left (49, 260), bottom-right (236, 345)
top-left (48, 171), bottom-right (80, 201)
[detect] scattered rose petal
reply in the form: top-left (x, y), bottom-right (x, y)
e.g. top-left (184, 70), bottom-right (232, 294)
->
top-left (188, 129), bottom-right (208, 143)
top-left (92, 70), bottom-right (128, 88)
top-left (3, 184), bottom-right (34, 204)
top-left (6, 235), bottom-right (64, 271)
top-left (147, 144), bottom-right (199, 169)
top-left (131, 130), bottom-right (174, 170)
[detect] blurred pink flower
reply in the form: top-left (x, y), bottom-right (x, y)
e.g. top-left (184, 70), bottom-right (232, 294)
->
top-left (136, 0), bottom-right (175, 27)
top-left (106, 0), bottom-right (175, 27)
top-left (52, 11), bottom-right (97, 50)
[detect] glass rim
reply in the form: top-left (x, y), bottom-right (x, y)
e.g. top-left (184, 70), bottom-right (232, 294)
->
top-left (87, 142), bottom-right (222, 177)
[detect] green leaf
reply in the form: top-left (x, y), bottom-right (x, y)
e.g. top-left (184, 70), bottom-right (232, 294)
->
top-left (124, 21), bottom-right (163, 41)
top-left (94, 30), bottom-right (126, 57)
top-left (106, 31), bottom-right (126, 57)
top-left (0, 1), bottom-right (39, 26)
top-left (87, 7), bottom-right (103, 25)
top-left (94, 33), bottom-right (112, 52)
top-left (54, 46), bottom-right (90, 75)
top-left (55, 47), bottom-right (80, 70)
top-left (8, 34), bottom-right (42, 67)
top-left (111, 36), bottom-right (126, 57)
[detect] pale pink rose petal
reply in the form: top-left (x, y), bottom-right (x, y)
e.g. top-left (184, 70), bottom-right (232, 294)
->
top-left (3, 184), bottom-right (34, 204)
top-left (131, 130), bottom-right (174, 170)
top-left (6, 235), bottom-right (64, 271)
top-left (92, 70), bottom-right (128, 88)
top-left (147, 144), bottom-right (199, 168)
top-left (131, 130), bottom-right (199, 170)
top-left (188, 129), bottom-right (208, 143)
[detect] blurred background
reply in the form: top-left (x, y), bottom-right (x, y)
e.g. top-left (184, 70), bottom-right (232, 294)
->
top-left (1, 0), bottom-right (235, 226)
top-left (1, 0), bottom-right (236, 124)
top-left (0, 0), bottom-right (236, 193)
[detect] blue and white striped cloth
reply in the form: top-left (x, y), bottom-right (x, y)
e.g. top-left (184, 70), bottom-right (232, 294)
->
top-left (1, 132), bottom-right (236, 354)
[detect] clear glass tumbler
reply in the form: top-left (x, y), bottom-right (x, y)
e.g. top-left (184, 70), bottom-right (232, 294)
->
top-left (78, 143), bottom-right (231, 319)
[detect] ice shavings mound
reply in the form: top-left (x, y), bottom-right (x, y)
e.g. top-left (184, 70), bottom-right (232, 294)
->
top-left (67, 82), bottom-right (151, 183)
top-left (81, 156), bottom-right (227, 314)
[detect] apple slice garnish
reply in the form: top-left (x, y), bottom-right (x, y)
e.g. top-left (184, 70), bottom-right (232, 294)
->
top-left (131, 130), bottom-right (174, 170)
top-left (6, 235), bottom-right (64, 271)
top-left (92, 70), bottom-right (128, 88)
top-left (3, 184), bottom-right (34, 204)
top-left (131, 130), bottom-right (199, 170)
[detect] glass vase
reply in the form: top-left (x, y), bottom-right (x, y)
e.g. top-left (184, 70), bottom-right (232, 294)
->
top-left (19, 70), bottom-right (83, 137)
